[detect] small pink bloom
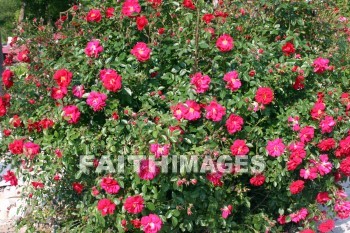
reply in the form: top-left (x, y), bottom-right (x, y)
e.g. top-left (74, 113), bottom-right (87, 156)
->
top-left (122, 0), bottom-right (141, 17)
top-left (85, 40), bottom-right (103, 58)
top-left (86, 91), bottom-right (107, 111)
top-left (124, 195), bottom-right (144, 214)
top-left (300, 167), bottom-right (318, 180)
top-left (97, 199), bottom-right (116, 216)
top-left (138, 159), bottom-right (160, 180)
top-left (223, 71), bottom-right (241, 91)
top-left (266, 138), bottom-right (285, 157)
top-left (313, 57), bottom-right (329, 74)
top-left (184, 100), bottom-right (201, 121)
top-left (226, 114), bottom-right (244, 134)
top-left (63, 105), bottom-right (81, 124)
top-left (150, 143), bottom-right (171, 158)
top-left (204, 100), bottom-right (226, 122)
top-left (86, 9), bottom-right (102, 22)
top-left (216, 34), bottom-right (234, 52)
top-left (190, 72), bottom-right (211, 93)
top-left (320, 116), bottom-right (336, 134)
top-left (2, 170), bottom-right (18, 186)
top-left (171, 103), bottom-right (187, 120)
top-left (72, 85), bottom-right (85, 98)
top-left (299, 126), bottom-right (315, 143)
top-left (317, 154), bottom-right (332, 175)
top-left (221, 205), bottom-right (233, 219)
top-left (131, 42), bottom-right (152, 62)
top-left (141, 214), bottom-right (162, 233)
top-left (100, 177), bottom-right (120, 194)
top-left (23, 142), bottom-right (40, 159)
top-left (289, 208), bottom-right (308, 223)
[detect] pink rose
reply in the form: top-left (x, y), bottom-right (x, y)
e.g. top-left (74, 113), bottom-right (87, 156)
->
top-left (141, 214), bottom-right (162, 233)
top-left (100, 177), bottom-right (120, 194)
top-left (313, 57), bottom-right (329, 74)
top-left (97, 199), bottom-right (116, 216)
top-left (223, 71), bottom-right (241, 91)
top-left (131, 42), bottom-right (151, 62)
top-left (216, 34), bottom-right (234, 52)
top-left (23, 142), bottom-right (40, 159)
top-left (150, 143), bottom-right (171, 158)
top-left (72, 85), bottom-right (85, 98)
top-left (266, 138), bottom-right (286, 157)
top-left (204, 100), bottom-right (226, 122)
top-left (63, 105), bottom-right (81, 124)
top-left (85, 40), bottom-right (103, 58)
top-left (124, 195), bottom-right (144, 214)
top-left (225, 114), bottom-right (244, 134)
top-left (100, 69), bottom-right (122, 92)
top-left (137, 159), bottom-right (160, 180)
top-left (190, 72), bottom-right (211, 93)
top-left (86, 9), bottom-right (102, 22)
top-left (230, 139), bottom-right (249, 156)
top-left (86, 91), bottom-right (107, 111)
top-left (122, 0), bottom-right (141, 17)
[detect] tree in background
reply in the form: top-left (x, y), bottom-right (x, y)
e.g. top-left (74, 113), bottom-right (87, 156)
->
top-left (0, 0), bottom-right (73, 41)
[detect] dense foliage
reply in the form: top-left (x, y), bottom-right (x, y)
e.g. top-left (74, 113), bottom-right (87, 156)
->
top-left (1, 0), bottom-right (350, 232)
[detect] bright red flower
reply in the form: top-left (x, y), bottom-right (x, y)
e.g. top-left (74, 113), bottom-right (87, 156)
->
top-left (9, 139), bottom-right (24, 154)
top-left (226, 114), bottom-right (244, 134)
top-left (86, 9), bottom-right (102, 22)
top-left (250, 174), bottom-right (265, 186)
top-left (72, 182), bottom-right (84, 194)
top-left (317, 138), bottom-right (336, 151)
top-left (183, 0), bottom-right (196, 10)
top-left (316, 192), bottom-right (331, 204)
top-left (289, 180), bottom-right (305, 194)
top-left (2, 69), bottom-right (14, 89)
top-left (51, 86), bottom-right (67, 100)
top-left (230, 139), bottom-right (249, 156)
top-left (53, 69), bottom-right (72, 87)
top-left (3, 170), bottom-right (18, 186)
top-left (202, 14), bottom-right (215, 24)
top-left (106, 7), bottom-right (115, 18)
top-left (318, 219), bottom-right (335, 233)
top-left (136, 16), bottom-right (148, 30)
top-left (97, 199), bottom-right (116, 216)
top-left (255, 87), bottom-right (274, 105)
top-left (100, 69), bottom-right (122, 92)
top-left (282, 42), bottom-right (295, 56)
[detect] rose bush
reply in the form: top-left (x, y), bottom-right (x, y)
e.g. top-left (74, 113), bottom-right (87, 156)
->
top-left (1, 0), bottom-right (350, 232)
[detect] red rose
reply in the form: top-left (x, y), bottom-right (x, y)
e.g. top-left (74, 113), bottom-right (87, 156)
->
top-left (105, 7), bottom-right (115, 18)
top-left (202, 14), bottom-right (215, 24)
top-left (183, 0), bottom-right (196, 10)
top-left (2, 69), bottom-right (14, 89)
top-left (3, 170), bottom-right (18, 186)
top-left (17, 49), bottom-right (30, 63)
top-left (100, 69), bottom-right (123, 92)
top-left (250, 174), bottom-right (265, 186)
top-left (316, 192), bottom-right (331, 204)
top-left (72, 182), bottom-right (84, 194)
top-left (318, 219), bottom-right (334, 233)
top-left (97, 199), bottom-right (116, 216)
top-left (136, 16), bottom-right (148, 31)
top-left (255, 87), bottom-right (274, 105)
top-left (86, 9), bottom-right (102, 22)
top-left (53, 69), bottom-right (72, 87)
top-left (282, 42), bottom-right (295, 56)
top-left (289, 180), bottom-right (305, 194)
